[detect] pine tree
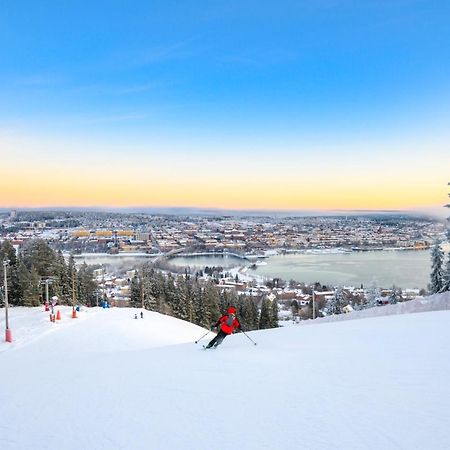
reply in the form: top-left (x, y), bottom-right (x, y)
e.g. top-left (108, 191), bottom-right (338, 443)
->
top-left (248, 298), bottom-right (260, 330)
top-left (67, 256), bottom-right (78, 306)
top-left (16, 260), bottom-right (32, 306)
top-left (0, 240), bottom-right (22, 306)
top-left (443, 183), bottom-right (450, 291)
top-left (191, 282), bottom-right (205, 326)
top-left (163, 274), bottom-right (177, 315)
top-left (441, 253), bottom-right (450, 293)
top-left (0, 240), bottom-right (17, 264)
top-left (29, 268), bottom-right (42, 306)
top-left (240, 297), bottom-right (253, 330)
top-left (77, 263), bottom-right (96, 306)
top-left (20, 239), bottom-right (56, 277)
top-left (171, 276), bottom-right (190, 321)
top-left (52, 251), bottom-right (70, 304)
top-left (270, 299), bottom-right (279, 327)
top-left (291, 299), bottom-right (299, 317)
top-left (389, 285), bottom-right (402, 304)
top-left (446, 182), bottom-right (450, 242)
top-left (203, 281), bottom-right (220, 325)
top-left (366, 280), bottom-right (381, 308)
top-left (218, 289), bottom-right (229, 313)
top-left (136, 265), bottom-right (159, 311)
top-left (191, 281), bottom-right (219, 328)
top-left (429, 241), bottom-right (444, 294)
top-left (155, 271), bottom-right (169, 313)
top-left (235, 295), bottom-right (244, 319)
top-left (327, 286), bottom-right (344, 315)
top-left (259, 296), bottom-right (272, 329)
top-left (19, 265), bottom-right (41, 307)
top-left (130, 274), bottom-right (142, 308)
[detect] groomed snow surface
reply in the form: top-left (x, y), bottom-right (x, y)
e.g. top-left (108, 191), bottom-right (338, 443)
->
top-left (1, 293), bottom-right (450, 450)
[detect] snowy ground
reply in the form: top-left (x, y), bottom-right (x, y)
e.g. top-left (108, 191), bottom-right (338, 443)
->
top-left (303, 291), bottom-right (450, 325)
top-left (1, 298), bottom-right (450, 450)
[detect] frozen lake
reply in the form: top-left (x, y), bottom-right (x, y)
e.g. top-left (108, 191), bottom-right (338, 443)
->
top-left (74, 243), bottom-right (450, 289)
top-left (171, 246), bottom-right (450, 289)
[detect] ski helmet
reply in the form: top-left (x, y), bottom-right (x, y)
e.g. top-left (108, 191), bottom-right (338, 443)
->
top-left (228, 306), bottom-right (236, 314)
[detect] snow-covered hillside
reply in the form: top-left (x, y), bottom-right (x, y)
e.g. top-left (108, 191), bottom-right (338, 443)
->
top-left (306, 291), bottom-right (450, 325)
top-left (1, 298), bottom-right (449, 450)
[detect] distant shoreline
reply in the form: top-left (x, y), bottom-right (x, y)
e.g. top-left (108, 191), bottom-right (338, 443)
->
top-left (71, 245), bottom-right (433, 262)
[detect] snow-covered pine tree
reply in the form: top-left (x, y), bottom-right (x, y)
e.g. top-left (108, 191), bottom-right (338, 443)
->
top-left (173, 275), bottom-right (190, 321)
top-left (327, 286), bottom-right (344, 315)
top-left (440, 253), bottom-right (450, 293)
top-left (429, 241), bottom-right (444, 294)
top-left (366, 280), bottom-right (381, 308)
top-left (443, 183), bottom-right (450, 292)
top-left (164, 274), bottom-right (178, 315)
top-left (388, 285), bottom-right (402, 304)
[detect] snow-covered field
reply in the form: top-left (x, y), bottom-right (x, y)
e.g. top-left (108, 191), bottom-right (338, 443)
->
top-left (1, 297), bottom-right (450, 450)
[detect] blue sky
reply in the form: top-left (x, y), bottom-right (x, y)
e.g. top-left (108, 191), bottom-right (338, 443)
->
top-left (0, 1), bottom-right (449, 210)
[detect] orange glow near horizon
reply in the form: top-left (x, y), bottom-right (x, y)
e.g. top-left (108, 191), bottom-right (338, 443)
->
top-left (0, 172), bottom-right (445, 211)
top-left (1, 132), bottom-right (448, 213)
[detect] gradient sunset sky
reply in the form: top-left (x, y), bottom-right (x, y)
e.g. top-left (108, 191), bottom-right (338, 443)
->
top-left (1, 1), bottom-right (449, 214)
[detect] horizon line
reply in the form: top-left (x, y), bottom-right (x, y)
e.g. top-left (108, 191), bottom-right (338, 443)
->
top-left (0, 205), bottom-right (444, 218)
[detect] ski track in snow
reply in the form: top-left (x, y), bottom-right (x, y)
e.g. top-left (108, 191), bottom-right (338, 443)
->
top-left (0, 295), bottom-right (450, 450)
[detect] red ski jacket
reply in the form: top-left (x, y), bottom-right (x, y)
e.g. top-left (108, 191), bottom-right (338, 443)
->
top-left (215, 314), bottom-right (241, 335)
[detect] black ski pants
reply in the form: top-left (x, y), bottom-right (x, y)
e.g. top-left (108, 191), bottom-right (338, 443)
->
top-left (206, 330), bottom-right (228, 348)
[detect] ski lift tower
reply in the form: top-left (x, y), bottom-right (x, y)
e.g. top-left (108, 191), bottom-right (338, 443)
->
top-left (40, 277), bottom-right (54, 311)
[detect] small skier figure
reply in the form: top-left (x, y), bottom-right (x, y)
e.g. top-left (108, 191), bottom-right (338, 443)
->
top-left (205, 306), bottom-right (241, 349)
top-left (140, 311), bottom-right (143, 319)
top-left (134, 313), bottom-right (138, 319)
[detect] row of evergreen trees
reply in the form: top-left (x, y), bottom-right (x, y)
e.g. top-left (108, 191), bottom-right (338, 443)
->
top-left (429, 241), bottom-right (450, 294)
top-left (129, 265), bottom-right (278, 330)
top-left (0, 239), bottom-right (97, 307)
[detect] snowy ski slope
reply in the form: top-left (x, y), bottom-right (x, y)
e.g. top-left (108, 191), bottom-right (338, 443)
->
top-left (1, 295), bottom-right (449, 450)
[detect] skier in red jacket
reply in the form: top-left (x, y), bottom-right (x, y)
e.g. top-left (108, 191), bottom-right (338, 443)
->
top-left (205, 306), bottom-right (241, 349)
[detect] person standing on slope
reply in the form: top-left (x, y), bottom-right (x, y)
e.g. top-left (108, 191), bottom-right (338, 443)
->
top-left (205, 306), bottom-right (242, 349)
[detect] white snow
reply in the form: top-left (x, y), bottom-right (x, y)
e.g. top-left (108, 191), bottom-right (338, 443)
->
top-left (1, 296), bottom-right (450, 450)
top-left (308, 291), bottom-right (450, 325)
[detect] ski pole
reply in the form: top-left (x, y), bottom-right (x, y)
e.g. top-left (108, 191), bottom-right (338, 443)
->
top-left (195, 331), bottom-right (210, 344)
top-left (241, 329), bottom-right (257, 346)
